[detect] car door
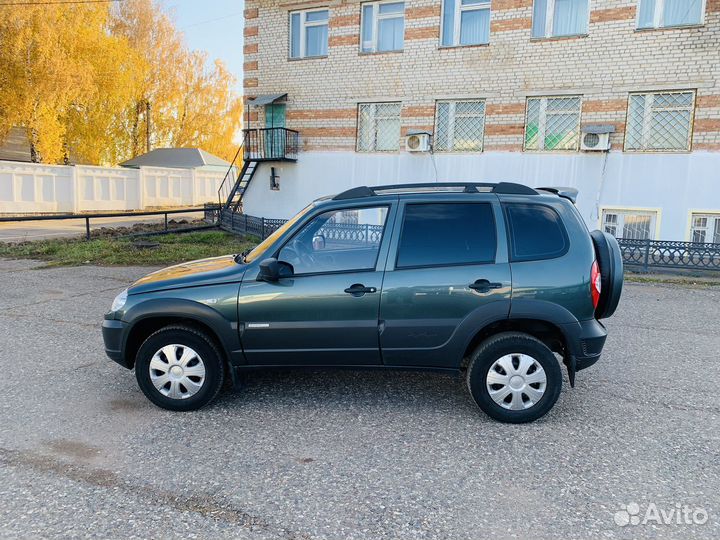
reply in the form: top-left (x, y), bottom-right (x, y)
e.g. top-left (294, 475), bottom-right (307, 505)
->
top-left (379, 195), bottom-right (511, 368)
top-left (238, 201), bottom-right (397, 365)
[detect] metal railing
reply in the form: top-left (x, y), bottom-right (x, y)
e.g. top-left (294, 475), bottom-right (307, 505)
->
top-left (244, 127), bottom-right (299, 162)
top-left (219, 209), bottom-right (287, 240)
top-left (216, 127), bottom-right (300, 210)
top-left (0, 206), bottom-right (219, 240)
top-left (618, 239), bottom-right (720, 272)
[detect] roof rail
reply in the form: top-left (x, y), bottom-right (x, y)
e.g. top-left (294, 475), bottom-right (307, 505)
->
top-left (332, 182), bottom-right (538, 200)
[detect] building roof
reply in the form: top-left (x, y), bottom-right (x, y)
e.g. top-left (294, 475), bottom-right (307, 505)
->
top-left (120, 148), bottom-right (230, 169)
top-left (246, 93), bottom-right (287, 106)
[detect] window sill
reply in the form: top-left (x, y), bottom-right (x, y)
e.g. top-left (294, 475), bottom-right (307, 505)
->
top-left (358, 49), bottom-right (404, 56)
top-left (623, 149), bottom-right (693, 154)
top-left (530, 34), bottom-right (588, 42)
top-left (355, 150), bottom-right (401, 153)
top-left (287, 55), bottom-right (328, 62)
top-left (438, 43), bottom-right (489, 50)
top-left (522, 149), bottom-right (580, 153)
top-left (634, 24), bottom-right (705, 33)
top-left (433, 150), bottom-right (485, 154)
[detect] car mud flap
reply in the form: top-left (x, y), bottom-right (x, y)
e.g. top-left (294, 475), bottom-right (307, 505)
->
top-left (564, 355), bottom-right (577, 388)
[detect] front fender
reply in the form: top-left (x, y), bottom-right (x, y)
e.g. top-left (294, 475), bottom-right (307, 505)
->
top-left (122, 295), bottom-right (243, 366)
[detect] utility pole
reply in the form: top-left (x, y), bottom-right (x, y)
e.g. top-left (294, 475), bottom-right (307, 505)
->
top-left (145, 100), bottom-right (151, 153)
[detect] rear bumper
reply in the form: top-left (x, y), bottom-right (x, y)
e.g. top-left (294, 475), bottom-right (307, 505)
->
top-left (562, 318), bottom-right (607, 371)
top-left (102, 319), bottom-right (131, 368)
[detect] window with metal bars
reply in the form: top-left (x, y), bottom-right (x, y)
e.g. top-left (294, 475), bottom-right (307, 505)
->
top-left (625, 91), bottom-right (695, 152)
top-left (357, 103), bottom-right (402, 152)
top-left (690, 214), bottom-right (720, 244)
top-left (441, 0), bottom-right (491, 47)
top-left (637, 0), bottom-right (705, 29)
top-left (289, 9), bottom-right (329, 58)
top-left (524, 96), bottom-right (581, 151)
top-left (434, 100), bottom-right (485, 152)
top-left (361, 1), bottom-right (405, 53)
top-left (602, 210), bottom-right (658, 240)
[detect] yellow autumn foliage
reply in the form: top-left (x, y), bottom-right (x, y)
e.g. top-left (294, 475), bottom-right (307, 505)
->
top-left (0, 0), bottom-right (242, 165)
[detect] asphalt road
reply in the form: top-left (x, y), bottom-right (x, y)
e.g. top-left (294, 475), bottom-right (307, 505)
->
top-left (0, 213), bottom-right (202, 242)
top-left (0, 258), bottom-right (718, 539)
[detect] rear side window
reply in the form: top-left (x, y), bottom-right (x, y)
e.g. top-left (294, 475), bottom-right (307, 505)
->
top-left (396, 203), bottom-right (496, 268)
top-left (504, 203), bottom-right (568, 261)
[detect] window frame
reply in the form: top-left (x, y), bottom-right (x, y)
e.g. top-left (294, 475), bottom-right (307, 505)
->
top-left (440, 0), bottom-right (492, 48)
top-left (599, 207), bottom-right (661, 240)
top-left (531, 0), bottom-right (590, 39)
top-left (394, 201), bottom-right (498, 270)
top-left (289, 8), bottom-right (330, 59)
top-left (360, 0), bottom-right (405, 53)
top-left (623, 90), bottom-right (696, 153)
top-left (502, 202), bottom-right (570, 262)
top-left (688, 211), bottom-right (720, 244)
top-left (636, 0), bottom-right (707, 30)
top-left (275, 203), bottom-right (392, 277)
top-left (523, 95), bottom-right (583, 152)
top-left (356, 102), bottom-right (402, 152)
top-left (434, 99), bottom-right (486, 152)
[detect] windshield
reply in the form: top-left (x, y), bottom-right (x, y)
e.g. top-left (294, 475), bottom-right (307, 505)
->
top-left (243, 203), bottom-right (315, 263)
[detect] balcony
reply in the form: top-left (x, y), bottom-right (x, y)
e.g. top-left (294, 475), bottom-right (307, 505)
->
top-left (243, 127), bottom-right (299, 162)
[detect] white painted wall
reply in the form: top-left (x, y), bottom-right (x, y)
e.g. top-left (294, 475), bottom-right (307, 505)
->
top-left (242, 151), bottom-right (720, 242)
top-left (0, 160), bottom-right (225, 213)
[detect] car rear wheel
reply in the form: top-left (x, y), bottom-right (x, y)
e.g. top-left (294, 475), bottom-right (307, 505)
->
top-left (135, 325), bottom-right (225, 411)
top-left (466, 332), bottom-right (562, 423)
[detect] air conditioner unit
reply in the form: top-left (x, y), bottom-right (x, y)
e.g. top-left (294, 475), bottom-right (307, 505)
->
top-left (406, 132), bottom-right (431, 153)
top-left (580, 125), bottom-right (614, 152)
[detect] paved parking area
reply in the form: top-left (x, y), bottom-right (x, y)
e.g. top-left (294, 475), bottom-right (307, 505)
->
top-left (0, 258), bottom-right (719, 539)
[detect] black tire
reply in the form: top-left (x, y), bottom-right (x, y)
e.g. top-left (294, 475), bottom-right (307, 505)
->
top-left (135, 325), bottom-right (225, 411)
top-left (590, 230), bottom-right (624, 319)
top-left (466, 332), bottom-right (562, 424)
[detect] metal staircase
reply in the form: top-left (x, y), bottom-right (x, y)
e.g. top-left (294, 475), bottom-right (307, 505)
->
top-left (217, 127), bottom-right (299, 215)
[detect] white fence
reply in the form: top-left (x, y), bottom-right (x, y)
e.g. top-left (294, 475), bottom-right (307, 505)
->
top-left (0, 160), bottom-right (226, 213)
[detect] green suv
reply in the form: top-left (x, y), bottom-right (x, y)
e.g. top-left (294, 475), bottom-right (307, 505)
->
top-left (103, 183), bottom-right (623, 423)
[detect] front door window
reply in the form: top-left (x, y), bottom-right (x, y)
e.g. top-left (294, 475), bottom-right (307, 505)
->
top-left (279, 206), bottom-right (389, 275)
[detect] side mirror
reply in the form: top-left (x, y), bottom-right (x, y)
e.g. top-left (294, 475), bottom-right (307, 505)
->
top-left (257, 257), bottom-right (293, 282)
top-left (257, 258), bottom-right (280, 282)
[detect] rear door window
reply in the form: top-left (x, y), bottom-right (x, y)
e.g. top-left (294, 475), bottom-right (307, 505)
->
top-left (504, 203), bottom-right (568, 261)
top-left (396, 202), bottom-right (496, 268)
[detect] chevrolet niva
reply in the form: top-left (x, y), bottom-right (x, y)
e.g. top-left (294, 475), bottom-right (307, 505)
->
top-left (103, 182), bottom-right (623, 423)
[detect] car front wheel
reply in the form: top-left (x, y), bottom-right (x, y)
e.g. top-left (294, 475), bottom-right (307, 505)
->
top-left (135, 325), bottom-right (225, 411)
top-left (466, 332), bottom-right (562, 423)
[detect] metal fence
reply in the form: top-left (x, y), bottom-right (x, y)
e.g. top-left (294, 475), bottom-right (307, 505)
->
top-left (618, 239), bottom-right (720, 272)
top-left (215, 207), bottom-right (720, 273)
top-left (218, 208), bottom-right (287, 239)
top-left (217, 208), bottom-right (385, 244)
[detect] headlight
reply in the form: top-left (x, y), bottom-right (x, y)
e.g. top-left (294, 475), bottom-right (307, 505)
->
top-left (111, 289), bottom-right (128, 312)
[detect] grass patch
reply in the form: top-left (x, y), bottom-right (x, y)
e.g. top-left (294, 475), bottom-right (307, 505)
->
top-left (0, 230), bottom-right (258, 267)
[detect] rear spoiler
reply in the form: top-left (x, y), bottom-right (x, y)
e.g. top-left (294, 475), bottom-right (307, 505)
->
top-left (537, 187), bottom-right (579, 204)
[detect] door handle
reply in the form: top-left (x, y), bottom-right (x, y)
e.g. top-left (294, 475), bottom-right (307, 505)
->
top-left (469, 279), bottom-right (503, 293)
top-left (344, 283), bottom-right (377, 296)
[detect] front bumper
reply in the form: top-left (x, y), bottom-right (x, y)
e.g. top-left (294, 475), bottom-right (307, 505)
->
top-left (102, 319), bottom-right (131, 368)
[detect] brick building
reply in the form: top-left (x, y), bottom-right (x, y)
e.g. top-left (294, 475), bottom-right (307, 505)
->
top-left (241, 0), bottom-right (720, 242)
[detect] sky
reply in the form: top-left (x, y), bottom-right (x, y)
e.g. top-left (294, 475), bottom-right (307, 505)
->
top-left (163, 0), bottom-right (245, 93)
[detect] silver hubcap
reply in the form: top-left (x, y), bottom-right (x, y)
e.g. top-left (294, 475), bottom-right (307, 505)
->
top-left (149, 344), bottom-right (206, 400)
top-left (486, 353), bottom-right (547, 410)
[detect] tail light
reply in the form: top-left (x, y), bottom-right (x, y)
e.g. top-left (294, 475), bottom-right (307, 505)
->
top-left (590, 260), bottom-right (601, 309)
